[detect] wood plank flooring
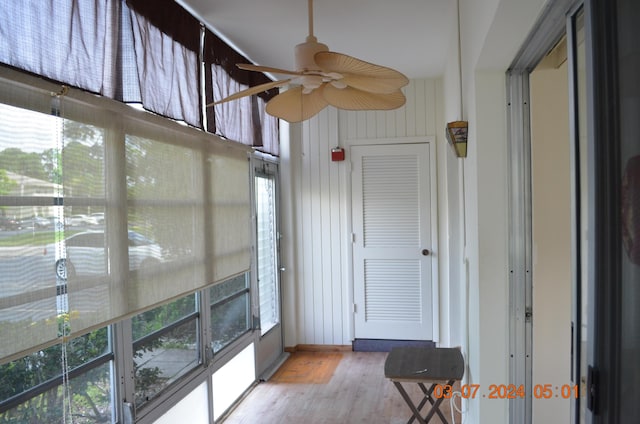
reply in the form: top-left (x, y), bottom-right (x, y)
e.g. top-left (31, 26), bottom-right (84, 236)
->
top-left (220, 351), bottom-right (461, 424)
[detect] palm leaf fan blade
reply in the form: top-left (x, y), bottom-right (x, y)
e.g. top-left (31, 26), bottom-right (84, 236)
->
top-left (237, 64), bottom-right (303, 77)
top-left (207, 79), bottom-right (290, 106)
top-left (339, 74), bottom-right (407, 94)
top-left (323, 85), bottom-right (406, 111)
top-left (266, 86), bottom-right (329, 122)
top-left (315, 51), bottom-right (409, 90)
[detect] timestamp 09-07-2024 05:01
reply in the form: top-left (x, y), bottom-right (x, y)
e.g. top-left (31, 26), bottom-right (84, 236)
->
top-left (432, 384), bottom-right (582, 400)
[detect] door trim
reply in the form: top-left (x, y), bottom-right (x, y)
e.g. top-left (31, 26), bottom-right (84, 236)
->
top-left (506, 1), bottom-right (584, 423)
top-left (343, 136), bottom-right (439, 343)
top-left (250, 155), bottom-right (286, 380)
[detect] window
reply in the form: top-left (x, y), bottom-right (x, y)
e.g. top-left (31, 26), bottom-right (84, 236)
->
top-left (132, 294), bottom-right (200, 409)
top-left (255, 171), bottom-right (280, 335)
top-left (0, 327), bottom-right (114, 423)
top-left (210, 273), bottom-right (251, 353)
top-left (0, 63), bottom-right (260, 422)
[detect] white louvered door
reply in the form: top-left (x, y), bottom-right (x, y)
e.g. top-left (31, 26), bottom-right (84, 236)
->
top-left (351, 143), bottom-right (434, 340)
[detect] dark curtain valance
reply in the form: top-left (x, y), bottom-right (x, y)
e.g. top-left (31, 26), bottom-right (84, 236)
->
top-left (204, 29), bottom-right (279, 155)
top-left (0, 0), bottom-right (279, 155)
top-left (203, 31), bottom-right (278, 103)
top-left (125, 0), bottom-right (200, 52)
top-left (0, 0), bottom-right (121, 98)
top-left (126, 0), bottom-right (201, 127)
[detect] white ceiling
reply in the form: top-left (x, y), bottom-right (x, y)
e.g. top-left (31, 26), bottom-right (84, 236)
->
top-left (178, 0), bottom-right (456, 80)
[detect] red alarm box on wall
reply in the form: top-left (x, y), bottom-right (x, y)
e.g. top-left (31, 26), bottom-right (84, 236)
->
top-left (331, 147), bottom-right (345, 162)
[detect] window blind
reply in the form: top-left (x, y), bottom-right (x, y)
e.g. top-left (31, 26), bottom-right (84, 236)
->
top-left (0, 72), bottom-right (252, 364)
top-left (0, 77), bottom-right (110, 362)
top-left (210, 145), bottom-right (251, 282)
top-left (0, 90), bottom-right (60, 361)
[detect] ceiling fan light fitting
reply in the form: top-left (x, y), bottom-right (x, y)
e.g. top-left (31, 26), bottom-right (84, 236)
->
top-left (295, 38), bottom-right (329, 72)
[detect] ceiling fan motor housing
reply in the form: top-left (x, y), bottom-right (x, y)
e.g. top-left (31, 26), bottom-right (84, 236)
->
top-left (295, 36), bottom-right (328, 72)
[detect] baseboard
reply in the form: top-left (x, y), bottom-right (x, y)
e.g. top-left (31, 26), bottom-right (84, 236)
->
top-left (352, 339), bottom-right (436, 352)
top-left (284, 344), bottom-right (353, 353)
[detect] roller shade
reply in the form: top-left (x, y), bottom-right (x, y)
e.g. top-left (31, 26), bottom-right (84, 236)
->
top-left (0, 74), bottom-right (252, 364)
top-left (210, 146), bottom-right (251, 282)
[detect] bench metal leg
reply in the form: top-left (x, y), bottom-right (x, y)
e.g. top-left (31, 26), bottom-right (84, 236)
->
top-left (393, 379), bottom-right (456, 424)
top-left (393, 381), bottom-right (427, 424)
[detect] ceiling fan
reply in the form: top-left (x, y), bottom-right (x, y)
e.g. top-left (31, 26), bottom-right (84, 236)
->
top-left (208, 0), bottom-right (409, 122)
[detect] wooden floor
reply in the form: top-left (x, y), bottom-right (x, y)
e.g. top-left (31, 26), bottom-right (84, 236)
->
top-left (220, 351), bottom-right (461, 424)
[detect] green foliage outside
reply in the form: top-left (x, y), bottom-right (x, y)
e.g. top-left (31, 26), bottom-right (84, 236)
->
top-left (0, 120), bottom-right (104, 229)
top-left (131, 295), bottom-right (198, 408)
top-left (0, 169), bottom-right (16, 196)
top-left (0, 326), bottom-right (111, 423)
top-left (209, 275), bottom-right (250, 353)
top-left (131, 295), bottom-right (196, 341)
top-left (0, 295), bottom-right (200, 423)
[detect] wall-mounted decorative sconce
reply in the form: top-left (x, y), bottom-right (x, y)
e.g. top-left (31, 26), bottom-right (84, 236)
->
top-left (446, 121), bottom-right (468, 158)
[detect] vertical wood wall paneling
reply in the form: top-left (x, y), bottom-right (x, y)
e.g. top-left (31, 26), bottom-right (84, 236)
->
top-left (425, 81), bottom-right (437, 138)
top-left (318, 110), bottom-right (332, 343)
top-left (309, 115), bottom-right (323, 343)
top-left (327, 110), bottom-right (344, 343)
top-left (395, 85), bottom-right (408, 138)
top-left (406, 82), bottom-right (417, 137)
top-left (375, 109), bottom-right (386, 137)
top-left (299, 119), bottom-right (314, 343)
top-left (385, 102), bottom-right (397, 138)
top-left (291, 79), bottom-right (440, 345)
top-left (340, 80), bottom-right (437, 140)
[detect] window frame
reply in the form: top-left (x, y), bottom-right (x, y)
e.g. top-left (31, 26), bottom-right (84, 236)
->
top-left (130, 294), bottom-right (202, 412)
top-left (0, 64), bottom-right (262, 424)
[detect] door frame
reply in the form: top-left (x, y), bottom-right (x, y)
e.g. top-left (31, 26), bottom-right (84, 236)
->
top-left (506, 0), bottom-right (584, 423)
top-left (250, 154), bottom-right (287, 379)
top-left (343, 136), bottom-right (439, 343)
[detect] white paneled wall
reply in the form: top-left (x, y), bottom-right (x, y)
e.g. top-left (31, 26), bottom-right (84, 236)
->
top-left (284, 79), bottom-right (444, 346)
top-left (339, 79), bottom-right (438, 141)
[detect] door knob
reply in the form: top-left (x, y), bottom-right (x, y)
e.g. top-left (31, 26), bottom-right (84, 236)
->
top-left (422, 249), bottom-right (430, 256)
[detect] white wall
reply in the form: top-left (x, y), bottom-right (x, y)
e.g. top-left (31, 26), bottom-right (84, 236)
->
top-left (442, 0), bottom-right (465, 352)
top-left (467, 70), bottom-right (510, 423)
top-left (280, 79), bottom-right (447, 346)
top-left (443, 0), bottom-right (551, 422)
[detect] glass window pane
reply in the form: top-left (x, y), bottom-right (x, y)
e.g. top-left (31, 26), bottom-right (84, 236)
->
top-left (210, 274), bottom-right (250, 353)
top-left (255, 174), bottom-right (279, 335)
top-left (132, 295), bottom-right (199, 409)
top-left (132, 294), bottom-right (196, 340)
top-left (0, 361), bottom-right (113, 424)
top-left (0, 327), bottom-right (112, 423)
